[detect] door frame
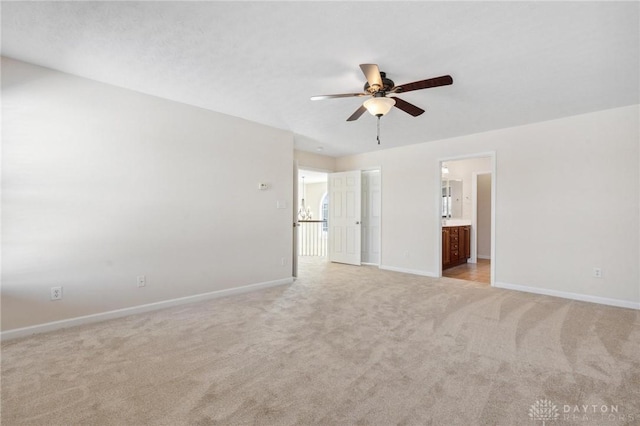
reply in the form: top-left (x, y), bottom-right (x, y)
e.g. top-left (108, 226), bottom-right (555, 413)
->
top-left (436, 152), bottom-right (496, 286)
top-left (361, 167), bottom-right (382, 266)
top-left (292, 165), bottom-right (332, 274)
top-left (293, 161), bottom-right (299, 278)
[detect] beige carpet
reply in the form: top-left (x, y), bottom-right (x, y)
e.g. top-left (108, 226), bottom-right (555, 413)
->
top-left (2, 258), bottom-right (639, 425)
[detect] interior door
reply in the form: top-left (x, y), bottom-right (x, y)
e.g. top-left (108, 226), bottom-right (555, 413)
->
top-left (328, 170), bottom-right (361, 265)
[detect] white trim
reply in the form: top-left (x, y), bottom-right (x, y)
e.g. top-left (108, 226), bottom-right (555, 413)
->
top-left (378, 165), bottom-right (383, 268)
top-left (293, 160), bottom-right (299, 278)
top-left (490, 154), bottom-right (496, 287)
top-left (379, 265), bottom-right (438, 278)
top-left (477, 255), bottom-right (492, 260)
top-left (494, 281), bottom-right (640, 310)
top-left (436, 163), bottom-right (443, 276)
top-left (471, 172), bottom-right (478, 264)
top-left (0, 277), bottom-right (294, 341)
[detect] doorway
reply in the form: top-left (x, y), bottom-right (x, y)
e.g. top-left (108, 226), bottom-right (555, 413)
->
top-left (294, 167), bottom-right (381, 272)
top-left (439, 155), bottom-right (495, 285)
top-left (296, 169), bottom-right (329, 259)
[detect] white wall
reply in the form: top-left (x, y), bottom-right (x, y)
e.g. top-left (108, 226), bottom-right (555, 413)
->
top-left (445, 157), bottom-right (492, 221)
top-left (2, 58), bottom-right (294, 331)
top-left (302, 182), bottom-right (327, 220)
top-left (336, 105), bottom-right (640, 307)
top-left (294, 150), bottom-right (335, 172)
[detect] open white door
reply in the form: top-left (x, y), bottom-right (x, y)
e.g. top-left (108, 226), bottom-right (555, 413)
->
top-left (328, 171), bottom-right (361, 265)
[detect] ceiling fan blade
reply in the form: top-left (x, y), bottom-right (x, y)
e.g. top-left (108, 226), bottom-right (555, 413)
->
top-left (391, 96), bottom-right (425, 117)
top-left (395, 75), bottom-right (453, 93)
top-left (346, 105), bottom-right (368, 121)
top-left (311, 93), bottom-right (368, 100)
top-left (360, 64), bottom-right (383, 90)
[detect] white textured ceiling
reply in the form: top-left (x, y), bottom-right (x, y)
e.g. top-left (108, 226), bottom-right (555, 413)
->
top-left (2, 1), bottom-right (638, 157)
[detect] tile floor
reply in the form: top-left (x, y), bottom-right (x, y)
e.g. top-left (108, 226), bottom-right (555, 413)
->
top-left (443, 258), bottom-right (491, 284)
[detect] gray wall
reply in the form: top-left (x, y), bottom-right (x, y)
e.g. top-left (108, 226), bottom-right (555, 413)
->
top-left (477, 174), bottom-right (492, 259)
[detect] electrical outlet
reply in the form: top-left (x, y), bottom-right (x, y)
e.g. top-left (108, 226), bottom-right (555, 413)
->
top-left (137, 276), bottom-right (146, 287)
top-left (50, 286), bottom-right (63, 300)
top-left (281, 257), bottom-right (287, 266)
top-left (593, 268), bottom-right (602, 278)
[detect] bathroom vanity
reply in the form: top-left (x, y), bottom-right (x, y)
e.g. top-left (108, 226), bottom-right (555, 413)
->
top-left (442, 224), bottom-right (471, 269)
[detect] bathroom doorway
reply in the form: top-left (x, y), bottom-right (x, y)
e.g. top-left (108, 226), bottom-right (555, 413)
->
top-left (439, 155), bottom-right (495, 285)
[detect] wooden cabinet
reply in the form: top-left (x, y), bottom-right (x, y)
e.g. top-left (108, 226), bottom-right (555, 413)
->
top-left (443, 225), bottom-right (470, 269)
top-left (461, 226), bottom-right (470, 259)
top-left (442, 228), bottom-right (450, 265)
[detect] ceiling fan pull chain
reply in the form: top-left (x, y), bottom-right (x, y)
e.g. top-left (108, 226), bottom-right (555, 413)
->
top-left (377, 116), bottom-right (381, 145)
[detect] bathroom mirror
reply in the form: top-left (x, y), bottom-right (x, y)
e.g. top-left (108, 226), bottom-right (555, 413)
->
top-left (442, 179), bottom-right (463, 219)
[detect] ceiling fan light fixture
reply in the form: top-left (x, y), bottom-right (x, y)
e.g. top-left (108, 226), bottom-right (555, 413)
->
top-left (363, 97), bottom-right (395, 117)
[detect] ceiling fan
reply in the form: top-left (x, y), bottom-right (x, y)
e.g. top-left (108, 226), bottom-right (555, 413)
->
top-left (311, 64), bottom-right (453, 122)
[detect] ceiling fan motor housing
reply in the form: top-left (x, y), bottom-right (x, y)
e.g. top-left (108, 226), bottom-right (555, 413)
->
top-left (364, 71), bottom-right (395, 94)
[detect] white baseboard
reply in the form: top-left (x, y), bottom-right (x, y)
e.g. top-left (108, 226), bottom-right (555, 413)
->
top-left (477, 255), bottom-right (491, 260)
top-left (379, 265), bottom-right (438, 278)
top-left (494, 281), bottom-right (640, 310)
top-left (1, 277), bottom-right (294, 341)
